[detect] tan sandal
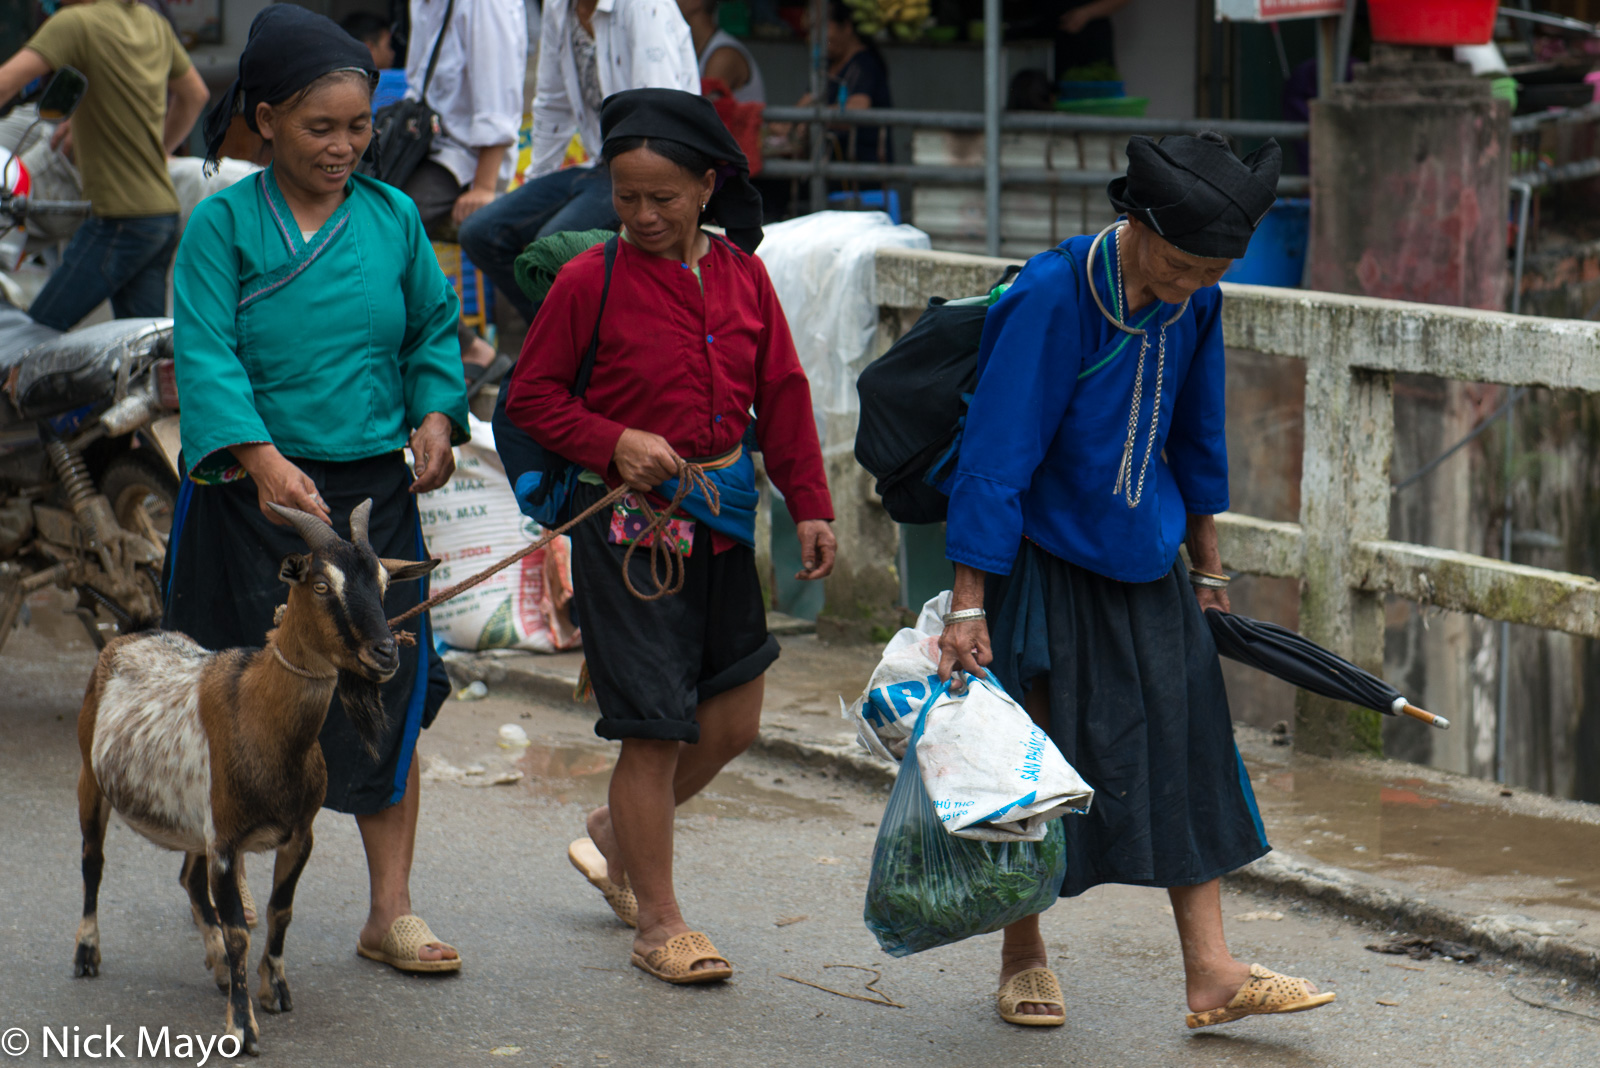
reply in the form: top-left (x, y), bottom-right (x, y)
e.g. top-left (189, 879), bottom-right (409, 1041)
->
top-left (238, 870), bottom-right (258, 930)
top-left (356, 915), bottom-right (462, 974)
top-left (568, 838), bottom-right (638, 928)
top-left (630, 931), bottom-right (733, 985)
top-left (1185, 964), bottom-right (1335, 1028)
top-left (997, 967), bottom-right (1066, 1026)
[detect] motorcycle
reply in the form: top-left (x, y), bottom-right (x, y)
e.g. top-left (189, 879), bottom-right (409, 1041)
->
top-left (0, 68), bottom-right (179, 653)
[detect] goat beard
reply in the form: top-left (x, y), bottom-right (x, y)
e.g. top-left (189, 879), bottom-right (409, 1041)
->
top-left (335, 670), bottom-right (390, 762)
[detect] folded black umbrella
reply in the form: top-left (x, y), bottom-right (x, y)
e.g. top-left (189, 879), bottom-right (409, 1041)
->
top-left (1205, 610), bottom-right (1449, 730)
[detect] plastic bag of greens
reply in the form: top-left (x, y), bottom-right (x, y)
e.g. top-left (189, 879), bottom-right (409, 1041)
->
top-left (864, 676), bottom-right (1069, 957)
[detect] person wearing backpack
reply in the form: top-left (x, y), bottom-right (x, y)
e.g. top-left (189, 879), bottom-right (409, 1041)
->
top-left (935, 133), bottom-right (1337, 1031)
top-left (504, 89), bottom-right (833, 985)
top-left (457, 0), bottom-right (698, 325)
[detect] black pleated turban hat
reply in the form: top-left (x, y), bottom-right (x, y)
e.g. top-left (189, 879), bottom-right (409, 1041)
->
top-left (600, 88), bottom-right (765, 255)
top-left (202, 5), bottom-right (378, 169)
top-left (1107, 132), bottom-right (1283, 260)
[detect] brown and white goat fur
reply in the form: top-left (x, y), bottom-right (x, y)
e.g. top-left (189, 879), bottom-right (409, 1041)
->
top-left (72, 500), bottom-right (436, 1056)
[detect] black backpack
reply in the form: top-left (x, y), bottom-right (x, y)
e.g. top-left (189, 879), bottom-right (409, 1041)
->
top-left (492, 236), bottom-right (619, 527)
top-left (362, 0), bottom-right (453, 188)
top-left (854, 264), bottom-right (1021, 524)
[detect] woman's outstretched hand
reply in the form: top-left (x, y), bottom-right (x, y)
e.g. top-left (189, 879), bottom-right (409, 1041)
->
top-left (612, 428), bottom-right (682, 492)
top-left (409, 412), bottom-right (457, 494)
top-left (795, 519), bottom-right (837, 580)
top-left (231, 443), bottom-right (331, 526)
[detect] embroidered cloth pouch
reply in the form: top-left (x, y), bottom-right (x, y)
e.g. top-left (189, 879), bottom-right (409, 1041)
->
top-left (608, 494), bottom-right (694, 553)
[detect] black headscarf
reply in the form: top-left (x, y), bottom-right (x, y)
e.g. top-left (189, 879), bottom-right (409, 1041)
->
top-left (201, 5), bottom-right (377, 170)
top-left (600, 88), bottom-right (764, 255)
top-left (1107, 133), bottom-right (1283, 260)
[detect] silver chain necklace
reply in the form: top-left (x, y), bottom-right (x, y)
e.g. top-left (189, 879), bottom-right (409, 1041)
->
top-left (1086, 222), bottom-right (1189, 510)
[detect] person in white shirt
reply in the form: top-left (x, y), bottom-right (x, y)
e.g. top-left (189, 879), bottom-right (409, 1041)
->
top-left (400, 0), bottom-right (526, 390)
top-left (400, 0), bottom-right (525, 231)
top-left (457, 0), bottom-right (697, 322)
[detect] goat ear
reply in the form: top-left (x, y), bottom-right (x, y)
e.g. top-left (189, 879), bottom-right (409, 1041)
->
top-left (278, 554), bottom-right (312, 586)
top-left (380, 557), bottom-right (440, 584)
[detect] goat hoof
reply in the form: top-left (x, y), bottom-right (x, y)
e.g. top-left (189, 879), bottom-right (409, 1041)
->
top-left (243, 1029), bottom-right (259, 1057)
top-left (257, 977), bottom-right (292, 1014)
top-left (72, 943), bottom-right (100, 978)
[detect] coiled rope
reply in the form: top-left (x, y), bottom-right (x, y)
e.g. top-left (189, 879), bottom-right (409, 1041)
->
top-left (387, 459), bottom-right (721, 639)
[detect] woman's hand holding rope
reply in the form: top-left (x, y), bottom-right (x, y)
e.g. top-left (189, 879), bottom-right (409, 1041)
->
top-left (613, 428), bottom-right (683, 491)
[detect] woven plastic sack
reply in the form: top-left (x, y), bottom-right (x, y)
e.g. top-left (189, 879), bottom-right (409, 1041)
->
top-left (863, 679), bottom-right (1068, 958)
top-left (418, 416), bottom-right (579, 653)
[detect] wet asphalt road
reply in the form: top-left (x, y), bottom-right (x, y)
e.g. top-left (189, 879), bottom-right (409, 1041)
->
top-left (2, 606), bottom-right (1599, 1068)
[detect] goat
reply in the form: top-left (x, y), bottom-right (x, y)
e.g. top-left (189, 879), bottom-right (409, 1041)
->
top-left (71, 500), bottom-right (437, 1056)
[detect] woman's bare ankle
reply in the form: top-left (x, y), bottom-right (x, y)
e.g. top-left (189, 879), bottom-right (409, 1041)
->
top-left (1184, 958), bottom-right (1253, 1012)
top-left (585, 806), bottom-right (625, 883)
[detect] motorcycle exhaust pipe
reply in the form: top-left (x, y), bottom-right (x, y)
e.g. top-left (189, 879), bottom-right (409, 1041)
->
top-left (99, 387), bottom-right (161, 438)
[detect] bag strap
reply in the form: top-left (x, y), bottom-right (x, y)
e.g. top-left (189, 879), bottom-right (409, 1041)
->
top-left (571, 235), bottom-right (619, 398)
top-left (418, 0), bottom-right (458, 107)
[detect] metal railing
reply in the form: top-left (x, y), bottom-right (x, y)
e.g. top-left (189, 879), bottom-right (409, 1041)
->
top-left (760, 106), bottom-right (1312, 214)
top-left (871, 246), bottom-right (1600, 762)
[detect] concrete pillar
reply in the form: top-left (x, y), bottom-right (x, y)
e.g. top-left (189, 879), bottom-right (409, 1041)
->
top-left (1309, 49), bottom-right (1510, 308)
top-left (1303, 48), bottom-right (1510, 756)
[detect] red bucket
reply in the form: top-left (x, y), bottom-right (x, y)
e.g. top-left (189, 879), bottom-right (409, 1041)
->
top-left (1369, 0), bottom-right (1497, 47)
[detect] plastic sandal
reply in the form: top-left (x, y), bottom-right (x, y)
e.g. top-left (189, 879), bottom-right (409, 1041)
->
top-left (630, 931), bottom-right (732, 985)
top-left (356, 915), bottom-right (462, 974)
top-left (237, 868), bottom-right (258, 929)
top-left (464, 352), bottom-right (513, 400)
top-left (568, 838), bottom-right (638, 928)
top-left (997, 967), bottom-right (1066, 1026)
top-left (1185, 964), bottom-right (1335, 1028)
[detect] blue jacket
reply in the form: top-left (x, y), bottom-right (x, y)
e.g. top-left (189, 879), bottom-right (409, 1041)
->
top-left (944, 232), bottom-right (1229, 583)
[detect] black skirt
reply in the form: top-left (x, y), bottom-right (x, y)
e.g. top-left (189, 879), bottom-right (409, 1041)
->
top-left (567, 481), bottom-right (778, 744)
top-left (985, 540), bottom-right (1269, 897)
top-left (161, 453), bottom-right (450, 815)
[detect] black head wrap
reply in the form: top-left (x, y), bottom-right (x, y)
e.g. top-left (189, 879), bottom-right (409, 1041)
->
top-left (600, 88), bottom-right (764, 255)
top-left (201, 5), bottom-right (377, 170)
top-left (1107, 133), bottom-right (1283, 260)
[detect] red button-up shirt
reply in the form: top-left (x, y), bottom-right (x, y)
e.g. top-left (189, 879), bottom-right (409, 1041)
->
top-left (505, 236), bottom-right (833, 527)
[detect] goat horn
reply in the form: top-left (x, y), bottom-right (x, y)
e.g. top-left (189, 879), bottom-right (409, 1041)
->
top-left (267, 502), bottom-right (342, 552)
top-left (349, 499), bottom-right (374, 549)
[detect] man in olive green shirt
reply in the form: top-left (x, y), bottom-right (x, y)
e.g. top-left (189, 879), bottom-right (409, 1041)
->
top-left (0, 0), bottom-right (209, 329)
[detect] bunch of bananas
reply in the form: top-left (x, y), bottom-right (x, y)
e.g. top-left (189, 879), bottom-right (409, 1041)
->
top-left (844, 0), bottom-right (931, 40)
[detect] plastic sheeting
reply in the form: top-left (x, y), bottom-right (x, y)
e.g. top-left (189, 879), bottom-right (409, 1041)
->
top-left (756, 212), bottom-right (930, 449)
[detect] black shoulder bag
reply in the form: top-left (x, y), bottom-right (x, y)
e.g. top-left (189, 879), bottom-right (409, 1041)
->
top-left (363, 0), bottom-right (455, 188)
top-left (492, 236), bottom-right (620, 527)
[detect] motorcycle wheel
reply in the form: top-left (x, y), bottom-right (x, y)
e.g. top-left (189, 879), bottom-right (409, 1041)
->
top-left (100, 452), bottom-right (178, 550)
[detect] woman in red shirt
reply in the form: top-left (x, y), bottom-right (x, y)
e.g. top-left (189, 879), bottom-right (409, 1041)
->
top-left (505, 89), bottom-right (835, 984)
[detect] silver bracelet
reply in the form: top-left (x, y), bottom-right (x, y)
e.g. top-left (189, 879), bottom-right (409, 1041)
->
top-left (1189, 572), bottom-right (1230, 590)
top-left (941, 608), bottom-right (987, 625)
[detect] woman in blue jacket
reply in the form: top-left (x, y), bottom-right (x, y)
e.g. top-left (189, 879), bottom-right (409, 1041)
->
top-left (939, 133), bottom-right (1336, 1031)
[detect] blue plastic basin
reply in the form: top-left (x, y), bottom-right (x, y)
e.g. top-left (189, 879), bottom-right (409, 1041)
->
top-left (1222, 198), bottom-right (1309, 288)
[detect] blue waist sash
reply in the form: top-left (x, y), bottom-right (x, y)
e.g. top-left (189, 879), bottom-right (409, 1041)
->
top-left (656, 448), bottom-right (757, 549)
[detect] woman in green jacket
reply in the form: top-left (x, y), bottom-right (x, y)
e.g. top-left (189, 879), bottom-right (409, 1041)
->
top-left (163, 7), bottom-right (469, 973)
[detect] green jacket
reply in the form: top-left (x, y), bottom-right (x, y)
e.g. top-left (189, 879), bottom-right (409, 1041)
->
top-left (173, 167), bottom-right (469, 482)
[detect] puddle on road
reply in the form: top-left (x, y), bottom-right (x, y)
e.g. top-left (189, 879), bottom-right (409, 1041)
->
top-left (515, 740), bottom-right (850, 822)
top-left (1252, 757), bottom-right (1600, 914)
